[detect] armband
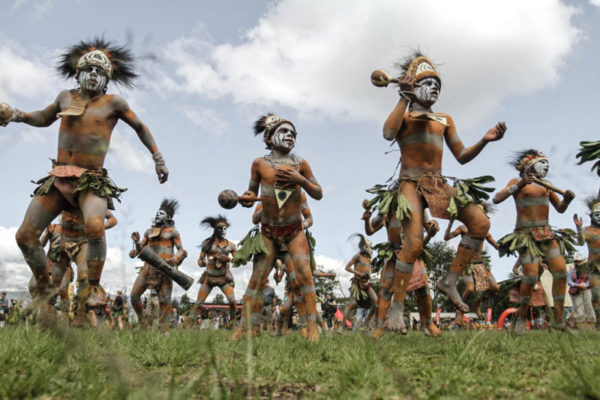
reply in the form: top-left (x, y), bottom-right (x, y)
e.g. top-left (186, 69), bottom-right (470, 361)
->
top-left (152, 151), bottom-right (166, 166)
top-left (11, 108), bottom-right (25, 122)
top-left (507, 184), bottom-right (519, 195)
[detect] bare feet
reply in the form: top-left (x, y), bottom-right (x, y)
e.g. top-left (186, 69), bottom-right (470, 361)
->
top-left (436, 271), bottom-right (469, 313)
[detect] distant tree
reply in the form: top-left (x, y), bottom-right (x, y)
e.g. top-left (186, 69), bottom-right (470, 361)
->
top-left (171, 299), bottom-right (180, 312)
top-left (179, 293), bottom-right (192, 314)
top-left (314, 268), bottom-right (343, 300)
top-left (425, 241), bottom-right (456, 306)
top-left (214, 294), bottom-right (225, 305)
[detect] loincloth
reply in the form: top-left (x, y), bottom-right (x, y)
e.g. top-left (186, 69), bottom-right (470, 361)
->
top-left (147, 265), bottom-right (167, 288)
top-left (261, 220), bottom-right (303, 246)
top-left (400, 174), bottom-right (456, 220)
top-left (350, 278), bottom-right (370, 300)
top-left (498, 226), bottom-right (577, 258)
top-left (472, 263), bottom-right (491, 291)
top-left (203, 267), bottom-right (232, 287)
top-left (62, 239), bottom-right (86, 260)
top-left (32, 162), bottom-right (127, 210)
top-left (47, 243), bottom-right (65, 263)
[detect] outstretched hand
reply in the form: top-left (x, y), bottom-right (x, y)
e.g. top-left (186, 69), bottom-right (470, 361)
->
top-left (563, 190), bottom-right (575, 202)
top-left (156, 165), bottom-right (169, 183)
top-left (131, 232), bottom-right (140, 242)
top-left (483, 122), bottom-right (507, 142)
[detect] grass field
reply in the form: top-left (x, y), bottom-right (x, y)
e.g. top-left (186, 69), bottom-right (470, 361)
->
top-left (1, 325), bottom-right (599, 399)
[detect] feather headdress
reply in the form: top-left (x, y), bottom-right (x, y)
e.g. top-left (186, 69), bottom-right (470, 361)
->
top-left (253, 113), bottom-right (296, 149)
top-left (348, 233), bottom-right (372, 252)
top-left (397, 50), bottom-right (441, 85)
top-left (159, 198), bottom-right (179, 219)
top-left (200, 215), bottom-right (230, 229)
top-left (57, 37), bottom-right (137, 86)
top-left (511, 149), bottom-right (547, 174)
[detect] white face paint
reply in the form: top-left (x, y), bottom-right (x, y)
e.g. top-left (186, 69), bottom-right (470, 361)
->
top-left (414, 77), bottom-right (440, 106)
top-left (215, 224), bottom-right (228, 239)
top-left (77, 66), bottom-right (108, 94)
top-left (532, 159), bottom-right (549, 178)
top-left (152, 209), bottom-right (168, 226)
top-left (271, 123), bottom-right (296, 151)
top-left (592, 211), bottom-right (600, 226)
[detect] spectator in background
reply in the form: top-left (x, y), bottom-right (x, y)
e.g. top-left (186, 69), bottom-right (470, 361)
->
top-left (568, 254), bottom-right (596, 329)
top-left (322, 294), bottom-right (337, 330)
top-left (0, 292), bottom-right (8, 328)
top-left (352, 295), bottom-right (373, 334)
top-left (262, 279), bottom-right (276, 331)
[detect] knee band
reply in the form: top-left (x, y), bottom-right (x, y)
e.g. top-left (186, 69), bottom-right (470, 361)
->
top-left (519, 296), bottom-right (531, 306)
top-left (522, 275), bottom-right (538, 285)
top-left (383, 269), bottom-right (395, 280)
top-left (463, 276), bottom-right (474, 284)
top-left (553, 294), bottom-right (565, 302)
top-left (381, 289), bottom-right (393, 301)
top-left (544, 247), bottom-right (561, 261)
top-left (395, 260), bottom-right (413, 274)
top-left (551, 272), bottom-right (568, 280)
top-left (520, 254), bottom-right (535, 264)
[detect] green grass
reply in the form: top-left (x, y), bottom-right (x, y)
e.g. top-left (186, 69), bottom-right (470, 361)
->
top-left (1, 325), bottom-right (599, 399)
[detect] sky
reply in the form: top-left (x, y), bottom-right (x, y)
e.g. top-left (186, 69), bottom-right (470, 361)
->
top-left (1, 0), bottom-right (600, 303)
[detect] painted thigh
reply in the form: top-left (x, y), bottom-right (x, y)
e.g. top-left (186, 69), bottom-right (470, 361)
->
top-left (220, 284), bottom-right (236, 305)
top-left (196, 283), bottom-right (213, 304)
top-left (288, 232), bottom-right (317, 317)
top-left (79, 191), bottom-right (108, 281)
top-left (130, 266), bottom-right (150, 305)
top-left (73, 243), bottom-right (89, 282)
top-left (397, 183), bottom-right (424, 264)
top-left (242, 236), bottom-right (276, 325)
top-left (456, 203), bottom-right (490, 239)
top-left (16, 192), bottom-right (66, 276)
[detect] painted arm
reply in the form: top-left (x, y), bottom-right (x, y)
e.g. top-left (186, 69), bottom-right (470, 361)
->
top-left (345, 254), bottom-right (366, 277)
top-left (2, 92), bottom-right (66, 128)
top-left (116, 95), bottom-right (168, 183)
top-left (104, 210), bottom-right (118, 230)
top-left (198, 249), bottom-right (207, 268)
top-left (252, 204), bottom-right (263, 225)
top-left (549, 189), bottom-right (575, 214)
top-left (169, 232), bottom-right (187, 266)
top-left (363, 211), bottom-right (384, 236)
top-left (240, 159), bottom-right (261, 207)
top-left (382, 75), bottom-right (417, 140)
top-left (443, 220), bottom-right (464, 241)
top-left (573, 214), bottom-right (585, 246)
top-left (129, 231), bottom-right (148, 258)
top-left (446, 117), bottom-right (507, 165)
top-left (301, 195), bottom-right (313, 229)
top-left (423, 220), bottom-right (439, 245)
top-left (276, 159), bottom-right (322, 200)
top-left (493, 178), bottom-right (526, 204)
top-left (40, 226), bottom-right (52, 247)
top-left (485, 232), bottom-right (499, 250)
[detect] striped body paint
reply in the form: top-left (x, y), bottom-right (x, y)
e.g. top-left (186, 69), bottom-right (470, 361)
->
top-left (196, 238), bottom-right (237, 320)
top-left (130, 225), bottom-right (186, 328)
top-left (579, 225), bottom-right (600, 313)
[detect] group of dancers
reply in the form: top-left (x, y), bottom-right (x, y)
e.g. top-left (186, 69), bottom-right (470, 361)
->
top-left (1, 38), bottom-right (598, 340)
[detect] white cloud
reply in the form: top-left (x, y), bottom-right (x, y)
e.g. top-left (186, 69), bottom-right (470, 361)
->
top-left (11, 0), bottom-right (56, 21)
top-left (162, 0), bottom-right (579, 128)
top-left (0, 40), bottom-right (58, 102)
top-left (106, 128), bottom-right (154, 174)
top-left (183, 107), bottom-right (230, 137)
top-left (589, 0), bottom-right (600, 7)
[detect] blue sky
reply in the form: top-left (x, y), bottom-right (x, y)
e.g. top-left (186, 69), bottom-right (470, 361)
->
top-left (1, 0), bottom-right (600, 301)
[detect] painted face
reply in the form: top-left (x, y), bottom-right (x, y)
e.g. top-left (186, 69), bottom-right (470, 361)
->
top-left (152, 209), bottom-right (168, 226)
top-left (215, 223), bottom-right (228, 239)
top-left (414, 77), bottom-right (440, 106)
top-left (591, 210), bottom-right (600, 226)
top-left (531, 159), bottom-right (549, 178)
top-left (77, 65), bottom-right (108, 94)
top-left (271, 123), bottom-right (296, 151)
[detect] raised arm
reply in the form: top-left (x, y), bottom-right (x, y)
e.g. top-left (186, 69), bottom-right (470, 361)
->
top-left (128, 230), bottom-right (148, 258)
top-left (573, 214), bottom-right (585, 246)
top-left (445, 117), bottom-right (507, 165)
top-left (363, 210), bottom-right (384, 236)
top-left (1, 91), bottom-right (67, 128)
top-left (424, 219), bottom-right (439, 245)
top-left (382, 75), bottom-right (417, 140)
top-left (444, 219), bottom-right (465, 241)
top-left (115, 95), bottom-right (168, 183)
top-left (104, 210), bottom-right (118, 230)
top-left (493, 178), bottom-right (526, 204)
top-left (549, 189), bottom-right (575, 214)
